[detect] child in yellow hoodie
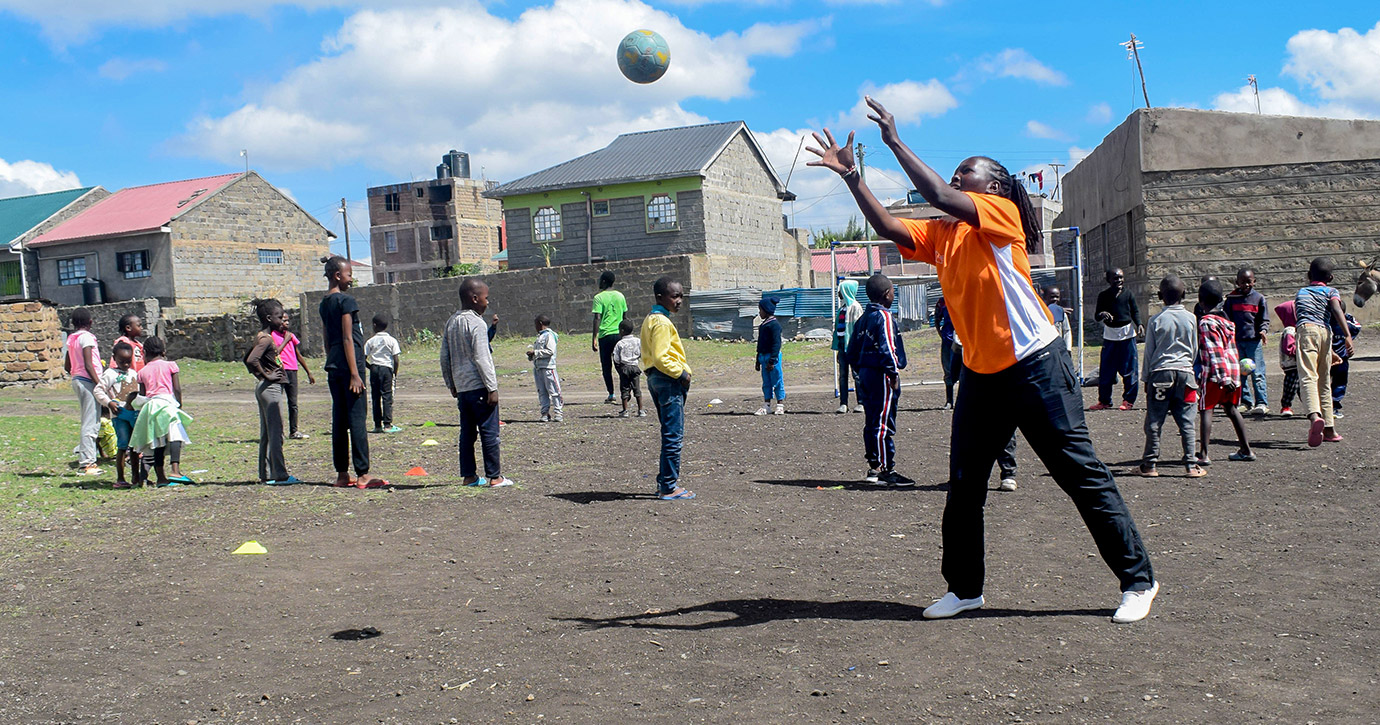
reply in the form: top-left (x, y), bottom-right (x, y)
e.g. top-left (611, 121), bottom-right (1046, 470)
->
top-left (641, 277), bottom-right (695, 501)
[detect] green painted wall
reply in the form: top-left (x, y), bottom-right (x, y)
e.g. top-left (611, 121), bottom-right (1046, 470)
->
top-left (500, 176), bottom-right (702, 213)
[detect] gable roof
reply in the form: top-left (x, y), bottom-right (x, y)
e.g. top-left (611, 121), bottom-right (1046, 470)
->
top-left (1, 187), bottom-right (98, 250)
top-left (29, 173), bottom-right (242, 247)
top-left (486, 121), bottom-right (793, 200)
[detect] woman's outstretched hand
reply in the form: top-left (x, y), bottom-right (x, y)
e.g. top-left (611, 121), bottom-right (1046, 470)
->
top-left (805, 128), bottom-right (857, 176)
top-left (864, 96), bottom-right (899, 147)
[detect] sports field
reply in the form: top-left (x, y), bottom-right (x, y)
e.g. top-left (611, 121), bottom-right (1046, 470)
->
top-left (1, 333), bottom-right (1377, 723)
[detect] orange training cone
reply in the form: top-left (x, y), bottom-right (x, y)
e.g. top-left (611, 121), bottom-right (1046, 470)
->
top-left (405, 466), bottom-right (428, 476)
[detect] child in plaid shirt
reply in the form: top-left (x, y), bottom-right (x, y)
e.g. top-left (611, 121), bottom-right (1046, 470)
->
top-left (1196, 279), bottom-right (1253, 465)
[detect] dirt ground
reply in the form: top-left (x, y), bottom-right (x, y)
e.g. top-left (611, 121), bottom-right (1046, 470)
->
top-left (2, 334), bottom-right (1378, 724)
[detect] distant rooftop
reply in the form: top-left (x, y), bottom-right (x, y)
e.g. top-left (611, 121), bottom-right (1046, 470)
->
top-left (30, 173), bottom-right (242, 247)
top-left (1, 187), bottom-right (97, 249)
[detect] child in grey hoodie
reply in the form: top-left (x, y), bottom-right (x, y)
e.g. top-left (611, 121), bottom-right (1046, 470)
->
top-left (526, 314), bottom-right (563, 422)
top-left (1140, 275), bottom-right (1204, 478)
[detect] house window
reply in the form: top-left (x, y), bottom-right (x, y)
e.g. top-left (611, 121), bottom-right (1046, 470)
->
top-left (117, 250), bottom-right (151, 279)
top-left (388, 272), bottom-right (396, 284)
top-left (384, 192), bottom-right (400, 212)
top-left (431, 225), bottom-right (453, 241)
top-left (592, 199), bottom-right (611, 217)
top-left (384, 231), bottom-right (397, 253)
top-left (533, 207), bottom-right (562, 242)
top-left (416, 188), bottom-right (425, 198)
top-left (647, 194), bottom-right (678, 232)
top-left (57, 257), bottom-right (86, 286)
top-left (258, 249), bottom-right (284, 265)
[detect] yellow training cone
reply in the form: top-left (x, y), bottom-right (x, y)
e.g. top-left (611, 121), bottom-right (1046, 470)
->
top-left (232, 541), bottom-right (268, 555)
top-left (421, 439), bottom-right (439, 446)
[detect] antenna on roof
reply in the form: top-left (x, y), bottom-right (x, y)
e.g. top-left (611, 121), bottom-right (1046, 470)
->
top-left (1247, 75), bottom-right (1261, 114)
top-left (239, 149), bottom-right (248, 175)
top-left (1120, 33), bottom-right (1150, 109)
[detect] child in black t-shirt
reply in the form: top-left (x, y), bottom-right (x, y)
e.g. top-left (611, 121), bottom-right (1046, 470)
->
top-left (318, 255), bottom-right (386, 489)
top-left (755, 297), bottom-right (785, 415)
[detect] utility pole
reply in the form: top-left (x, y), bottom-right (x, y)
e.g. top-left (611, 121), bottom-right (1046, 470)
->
top-left (857, 141), bottom-right (873, 274)
top-left (339, 198), bottom-right (351, 262)
top-left (1121, 33), bottom-right (1150, 108)
top-left (1049, 162), bottom-right (1065, 202)
top-left (1247, 75), bottom-right (1261, 113)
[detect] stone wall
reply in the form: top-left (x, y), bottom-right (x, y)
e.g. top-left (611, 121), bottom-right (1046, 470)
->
top-left (299, 255), bottom-right (701, 357)
top-left (58, 298), bottom-right (162, 340)
top-left (700, 132), bottom-right (794, 289)
top-left (0, 301), bottom-right (63, 387)
top-left (169, 173), bottom-right (332, 316)
top-left (504, 190), bottom-right (708, 271)
top-left (161, 309), bottom-right (303, 362)
top-left (1141, 158), bottom-right (1380, 322)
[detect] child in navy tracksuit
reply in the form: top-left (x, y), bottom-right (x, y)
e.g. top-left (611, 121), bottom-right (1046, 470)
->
top-left (846, 274), bottom-right (913, 487)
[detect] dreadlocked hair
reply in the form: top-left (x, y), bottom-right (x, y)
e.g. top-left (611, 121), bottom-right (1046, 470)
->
top-left (975, 157), bottom-right (1042, 252)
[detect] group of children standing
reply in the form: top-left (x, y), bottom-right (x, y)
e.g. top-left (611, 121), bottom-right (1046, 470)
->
top-left (66, 310), bottom-right (192, 487)
top-left (1138, 257), bottom-right (1358, 476)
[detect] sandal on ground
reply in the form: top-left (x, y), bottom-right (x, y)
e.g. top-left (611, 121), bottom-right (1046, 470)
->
top-left (1137, 465), bottom-right (1159, 477)
top-left (486, 478), bottom-right (514, 488)
top-left (1228, 451), bottom-right (1256, 462)
top-left (112, 480), bottom-right (132, 489)
top-left (1307, 418), bottom-right (1325, 447)
top-left (1196, 456), bottom-right (1212, 467)
top-left (332, 477), bottom-right (356, 488)
top-left (462, 477), bottom-right (486, 487)
top-left (659, 487), bottom-right (696, 500)
top-left (1323, 433), bottom-right (1343, 443)
top-left (356, 477), bottom-right (390, 489)
top-left (167, 474), bottom-right (196, 485)
top-left (1185, 466), bottom-right (1207, 478)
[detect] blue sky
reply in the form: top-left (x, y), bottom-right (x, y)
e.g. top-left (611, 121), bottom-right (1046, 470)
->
top-left (2, 1), bottom-right (1378, 262)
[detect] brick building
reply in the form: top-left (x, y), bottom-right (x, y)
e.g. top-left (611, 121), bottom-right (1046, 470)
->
top-left (1058, 108), bottom-right (1380, 323)
top-left (28, 172), bottom-right (334, 315)
top-left (485, 121), bottom-right (811, 290)
top-left (2, 186), bottom-right (109, 300)
top-left (367, 151), bottom-right (504, 283)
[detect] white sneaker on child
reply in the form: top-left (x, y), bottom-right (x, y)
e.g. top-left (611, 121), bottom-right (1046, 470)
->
top-left (923, 592), bottom-right (985, 619)
top-left (853, 404), bottom-right (864, 413)
top-left (774, 403), bottom-right (785, 415)
top-left (754, 406), bottom-right (770, 416)
top-left (836, 404), bottom-right (848, 414)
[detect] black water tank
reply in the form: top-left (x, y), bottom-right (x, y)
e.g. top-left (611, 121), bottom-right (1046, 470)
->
top-left (445, 150), bottom-right (470, 179)
top-left (81, 279), bottom-right (103, 305)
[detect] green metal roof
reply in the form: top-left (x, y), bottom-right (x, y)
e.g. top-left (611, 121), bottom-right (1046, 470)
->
top-left (0, 187), bottom-right (95, 248)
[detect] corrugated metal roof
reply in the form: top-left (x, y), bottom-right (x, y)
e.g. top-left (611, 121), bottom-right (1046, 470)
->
top-left (30, 173), bottom-right (242, 247)
top-left (1, 187), bottom-right (96, 248)
top-left (810, 247), bottom-right (883, 274)
top-left (486, 121), bottom-right (790, 199)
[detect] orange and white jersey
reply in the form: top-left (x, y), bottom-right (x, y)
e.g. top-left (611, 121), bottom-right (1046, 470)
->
top-left (897, 192), bottom-right (1057, 374)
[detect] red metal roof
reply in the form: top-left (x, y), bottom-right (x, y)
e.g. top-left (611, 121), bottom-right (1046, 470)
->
top-left (810, 247), bottom-right (882, 274)
top-left (29, 173), bottom-right (242, 246)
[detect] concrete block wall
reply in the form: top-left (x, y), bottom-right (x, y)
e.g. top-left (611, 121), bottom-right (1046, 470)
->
top-left (0, 301), bottom-right (63, 387)
top-left (1141, 158), bottom-right (1380, 321)
top-left (506, 192), bottom-right (707, 270)
top-left (298, 255), bottom-right (701, 357)
top-left (700, 133), bottom-right (792, 289)
top-left (169, 173), bottom-right (330, 316)
top-left (161, 310), bottom-right (303, 362)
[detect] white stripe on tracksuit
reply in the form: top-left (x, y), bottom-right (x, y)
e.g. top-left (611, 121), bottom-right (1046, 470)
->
top-left (877, 311), bottom-right (897, 470)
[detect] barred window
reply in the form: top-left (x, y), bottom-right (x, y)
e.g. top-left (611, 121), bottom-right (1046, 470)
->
top-left (57, 257), bottom-right (86, 286)
top-left (591, 199), bottom-right (611, 217)
top-left (533, 207), bottom-right (562, 242)
top-left (384, 231), bottom-right (397, 253)
top-left (258, 249), bottom-right (284, 265)
top-left (647, 194), bottom-right (678, 232)
top-left (117, 250), bottom-right (151, 279)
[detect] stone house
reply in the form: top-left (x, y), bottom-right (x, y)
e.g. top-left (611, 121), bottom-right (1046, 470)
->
top-left (28, 172), bottom-right (334, 315)
top-left (485, 121), bottom-right (811, 290)
top-left (1058, 107), bottom-right (1380, 323)
top-left (2, 186), bottom-right (109, 300)
top-left (368, 150), bottom-right (505, 284)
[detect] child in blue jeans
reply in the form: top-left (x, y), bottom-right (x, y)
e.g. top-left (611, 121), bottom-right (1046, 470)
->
top-left (96, 342), bottom-right (142, 488)
top-left (755, 297), bottom-right (785, 415)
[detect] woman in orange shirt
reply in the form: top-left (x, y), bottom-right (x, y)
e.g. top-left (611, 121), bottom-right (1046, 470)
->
top-left (807, 97), bottom-right (1158, 624)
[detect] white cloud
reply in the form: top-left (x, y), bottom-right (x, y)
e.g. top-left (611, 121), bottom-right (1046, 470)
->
top-left (1211, 84), bottom-right (1370, 119)
top-left (753, 126), bottom-right (914, 230)
top-left (1024, 120), bottom-right (1070, 141)
top-left (97, 57), bottom-right (168, 80)
top-left (0, 0), bottom-right (351, 43)
top-left (1086, 102), bottom-right (1112, 124)
top-left (173, 0), bottom-right (825, 179)
top-left (1067, 146), bottom-right (1092, 169)
top-left (0, 158), bottom-right (84, 198)
top-left (837, 79), bottom-right (958, 127)
top-left (973, 48), bottom-right (1068, 86)
top-left (1284, 22), bottom-right (1380, 109)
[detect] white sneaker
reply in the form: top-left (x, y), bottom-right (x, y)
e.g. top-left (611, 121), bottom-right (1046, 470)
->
top-left (1112, 581), bottom-right (1160, 623)
top-left (922, 592), bottom-right (985, 619)
top-left (774, 403), bottom-right (785, 415)
top-left (836, 404), bottom-right (848, 414)
top-left (754, 406), bottom-right (770, 416)
top-left (1250, 405), bottom-right (1269, 416)
top-left (864, 468), bottom-right (881, 483)
top-left (998, 478), bottom-right (1017, 492)
top-left (539, 414), bottom-right (550, 423)
top-left (853, 404), bottom-right (864, 413)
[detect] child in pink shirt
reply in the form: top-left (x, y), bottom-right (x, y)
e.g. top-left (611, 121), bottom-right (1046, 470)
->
top-left (132, 337), bottom-right (193, 486)
top-left (271, 310), bottom-right (315, 439)
top-left (64, 308), bottom-right (103, 475)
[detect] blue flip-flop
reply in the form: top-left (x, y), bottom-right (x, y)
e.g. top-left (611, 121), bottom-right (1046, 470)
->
top-left (659, 488), bottom-right (696, 500)
top-left (265, 475), bottom-right (303, 486)
top-left (463, 477), bottom-right (487, 487)
top-left (167, 475), bottom-right (196, 485)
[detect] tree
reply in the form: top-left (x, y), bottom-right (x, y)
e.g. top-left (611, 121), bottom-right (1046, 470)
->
top-left (811, 216), bottom-right (877, 248)
top-left (435, 262), bottom-right (483, 278)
